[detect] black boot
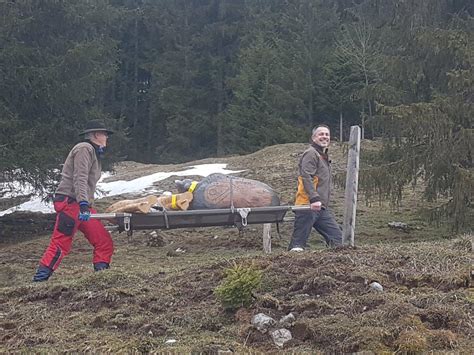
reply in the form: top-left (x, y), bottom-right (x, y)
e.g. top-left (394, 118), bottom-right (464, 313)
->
top-left (93, 262), bottom-right (110, 271)
top-left (33, 265), bottom-right (53, 282)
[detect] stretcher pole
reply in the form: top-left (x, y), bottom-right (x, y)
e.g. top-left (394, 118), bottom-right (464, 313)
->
top-left (90, 206), bottom-right (311, 221)
top-left (90, 212), bottom-right (133, 219)
top-left (90, 205), bottom-right (312, 243)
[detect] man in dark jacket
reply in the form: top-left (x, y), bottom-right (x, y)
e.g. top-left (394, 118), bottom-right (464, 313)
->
top-left (288, 124), bottom-right (342, 251)
top-left (33, 120), bottom-right (115, 282)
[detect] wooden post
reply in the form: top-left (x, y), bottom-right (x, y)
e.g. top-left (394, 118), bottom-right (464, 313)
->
top-left (262, 223), bottom-right (272, 253)
top-left (342, 126), bottom-right (361, 246)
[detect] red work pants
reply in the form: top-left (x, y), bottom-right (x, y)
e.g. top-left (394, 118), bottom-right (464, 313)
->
top-left (39, 196), bottom-right (114, 270)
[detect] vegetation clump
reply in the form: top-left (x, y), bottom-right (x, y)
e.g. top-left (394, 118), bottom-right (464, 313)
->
top-left (395, 330), bottom-right (428, 353)
top-left (214, 262), bottom-right (262, 310)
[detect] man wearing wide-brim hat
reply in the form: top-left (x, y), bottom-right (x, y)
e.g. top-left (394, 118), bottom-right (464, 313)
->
top-left (33, 120), bottom-right (115, 282)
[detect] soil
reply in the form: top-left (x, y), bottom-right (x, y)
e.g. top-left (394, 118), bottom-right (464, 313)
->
top-left (1, 142), bottom-right (472, 352)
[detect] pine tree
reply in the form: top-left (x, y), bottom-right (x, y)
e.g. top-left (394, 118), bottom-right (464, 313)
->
top-left (0, 0), bottom-right (121, 191)
top-left (359, 2), bottom-right (473, 231)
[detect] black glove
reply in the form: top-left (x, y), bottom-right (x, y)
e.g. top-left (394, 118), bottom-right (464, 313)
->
top-left (79, 201), bottom-right (91, 221)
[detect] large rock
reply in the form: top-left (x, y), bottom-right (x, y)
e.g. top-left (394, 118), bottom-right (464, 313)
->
top-left (251, 313), bottom-right (276, 333)
top-left (175, 173), bottom-right (280, 210)
top-left (271, 328), bottom-right (292, 348)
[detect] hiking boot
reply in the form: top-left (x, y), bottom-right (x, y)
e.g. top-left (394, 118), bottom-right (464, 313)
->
top-left (93, 262), bottom-right (110, 271)
top-left (33, 265), bottom-right (53, 282)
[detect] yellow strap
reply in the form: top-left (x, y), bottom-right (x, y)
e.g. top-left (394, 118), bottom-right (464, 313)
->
top-left (171, 194), bottom-right (177, 209)
top-left (188, 181), bottom-right (198, 193)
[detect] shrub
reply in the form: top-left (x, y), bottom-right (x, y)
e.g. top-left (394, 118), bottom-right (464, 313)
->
top-left (214, 262), bottom-right (262, 310)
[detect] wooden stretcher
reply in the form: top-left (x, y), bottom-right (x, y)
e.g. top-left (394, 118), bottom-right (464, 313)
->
top-left (90, 205), bottom-right (310, 235)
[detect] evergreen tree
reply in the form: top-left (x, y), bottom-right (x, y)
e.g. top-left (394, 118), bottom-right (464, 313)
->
top-left (0, 0), bottom-right (121, 191)
top-left (359, 1), bottom-right (473, 230)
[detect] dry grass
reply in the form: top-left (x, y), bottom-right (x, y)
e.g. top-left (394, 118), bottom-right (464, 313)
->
top-left (1, 235), bottom-right (472, 352)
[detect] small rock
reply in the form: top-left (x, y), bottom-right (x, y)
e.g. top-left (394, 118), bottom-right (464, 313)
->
top-left (164, 339), bottom-right (177, 344)
top-left (279, 313), bottom-right (296, 327)
top-left (147, 231), bottom-right (166, 247)
top-left (251, 313), bottom-right (276, 333)
top-left (369, 281), bottom-right (384, 292)
top-left (271, 328), bottom-right (292, 348)
top-left (388, 221), bottom-right (409, 231)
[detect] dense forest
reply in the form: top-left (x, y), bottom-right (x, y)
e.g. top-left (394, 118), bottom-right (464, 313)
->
top-left (0, 0), bottom-right (472, 228)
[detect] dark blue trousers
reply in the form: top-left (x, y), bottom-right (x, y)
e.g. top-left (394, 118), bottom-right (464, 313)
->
top-left (288, 208), bottom-right (342, 249)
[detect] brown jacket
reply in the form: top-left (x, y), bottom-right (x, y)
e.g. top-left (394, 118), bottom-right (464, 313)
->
top-left (55, 142), bottom-right (102, 204)
top-left (295, 143), bottom-right (332, 207)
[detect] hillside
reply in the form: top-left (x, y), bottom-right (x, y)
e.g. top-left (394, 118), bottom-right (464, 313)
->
top-left (1, 142), bottom-right (472, 352)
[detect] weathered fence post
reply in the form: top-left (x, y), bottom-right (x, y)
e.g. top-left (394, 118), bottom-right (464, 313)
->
top-left (342, 125), bottom-right (361, 246)
top-left (262, 223), bottom-right (272, 253)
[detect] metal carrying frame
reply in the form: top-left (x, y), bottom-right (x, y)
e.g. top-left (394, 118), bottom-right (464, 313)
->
top-left (90, 205), bottom-right (310, 236)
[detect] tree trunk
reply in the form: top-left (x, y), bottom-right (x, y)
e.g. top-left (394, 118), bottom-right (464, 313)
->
top-left (363, 69), bottom-right (370, 140)
top-left (339, 111), bottom-right (343, 142)
top-left (182, 2), bottom-right (190, 87)
top-left (119, 61), bottom-right (129, 130)
top-left (216, 0), bottom-right (226, 157)
top-left (308, 71), bottom-right (313, 128)
top-left (132, 10), bottom-right (139, 130)
top-left (146, 80), bottom-right (154, 161)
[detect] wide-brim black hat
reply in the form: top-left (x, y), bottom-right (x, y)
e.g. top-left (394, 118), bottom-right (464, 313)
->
top-left (79, 120), bottom-right (114, 136)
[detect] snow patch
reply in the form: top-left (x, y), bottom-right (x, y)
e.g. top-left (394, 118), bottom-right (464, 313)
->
top-left (0, 164), bottom-right (243, 216)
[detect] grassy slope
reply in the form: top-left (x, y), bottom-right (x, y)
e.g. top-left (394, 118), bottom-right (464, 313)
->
top-left (1, 142), bottom-right (472, 352)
